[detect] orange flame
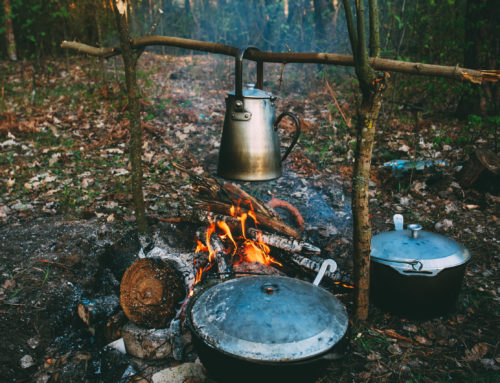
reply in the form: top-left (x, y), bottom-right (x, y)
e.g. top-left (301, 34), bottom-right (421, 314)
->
top-left (193, 199), bottom-right (281, 285)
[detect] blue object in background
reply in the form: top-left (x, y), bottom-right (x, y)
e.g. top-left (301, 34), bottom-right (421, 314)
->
top-left (383, 159), bottom-right (448, 177)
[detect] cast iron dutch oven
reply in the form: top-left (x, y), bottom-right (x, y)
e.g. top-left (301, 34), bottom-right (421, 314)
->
top-left (187, 260), bottom-right (348, 383)
top-left (370, 223), bottom-right (471, 317)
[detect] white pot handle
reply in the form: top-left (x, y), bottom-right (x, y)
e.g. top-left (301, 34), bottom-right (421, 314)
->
top-left (313, 259), bottom-right (338, 286)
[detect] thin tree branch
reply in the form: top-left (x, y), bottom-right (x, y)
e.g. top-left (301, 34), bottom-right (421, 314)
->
top-left (369, 0), bottom-right (380, 57)
top-left (60, 37), bottom-right (499, 84)
top-left (354, 0), bottom-right (374, 87)
top-left (341, 0), bottom-right (358, 61)
top-left (60, 41), bottom-right (117, 57)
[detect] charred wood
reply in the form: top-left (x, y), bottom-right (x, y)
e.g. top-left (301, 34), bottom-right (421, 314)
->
top-left (77, 295), bottom-right (126, 345)
top-left (209, 232), bottom-right (232, 279)
top-left (146, 246), bottom-right (198, 296)
top-left (197, 200), bottom-right (301, 239)
top-left (247, 228), bottom-right (320, 256)
top-left (287, 253), bottom-right (352, 286)
top-left (458, 149), bottom-right (500, 192)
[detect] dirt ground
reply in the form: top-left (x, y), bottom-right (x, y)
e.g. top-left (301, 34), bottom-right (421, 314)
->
top-left (0, 53), bottom-right (499, 382)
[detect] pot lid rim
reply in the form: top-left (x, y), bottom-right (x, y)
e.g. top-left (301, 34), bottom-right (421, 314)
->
top-left (189, 275), bottom-right (348, 362)
top-left (370, 229), bottom-right (471, 272)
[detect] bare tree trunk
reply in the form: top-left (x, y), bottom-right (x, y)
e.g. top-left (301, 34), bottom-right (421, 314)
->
top-left (342, 0), bottom-right (384, 321)
top-left (112, 0), bottom-right (148, 233)
top-left (3, 0), bottom-right (17, 61)
top-left (352, 82), bottom-right (384, 320)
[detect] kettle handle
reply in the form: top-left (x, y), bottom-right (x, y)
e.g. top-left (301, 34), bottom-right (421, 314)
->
top-left (235, 46), bottom-right (264, 102)
top-left (274, 111), bottom-right (301, 163)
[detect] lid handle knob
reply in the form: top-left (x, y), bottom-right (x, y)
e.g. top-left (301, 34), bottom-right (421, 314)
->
top-left (407, 224), bottom-right (422, 238)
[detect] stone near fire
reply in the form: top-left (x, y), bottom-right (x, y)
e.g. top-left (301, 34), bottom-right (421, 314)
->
top-left (122, 322), bottom-right (173, 360)
top-left (20, 354), bottom-right (34, 369)
top-left (151, 362), bottom-right (207, 383)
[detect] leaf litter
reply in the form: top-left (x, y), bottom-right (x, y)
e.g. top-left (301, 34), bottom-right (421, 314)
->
top-left (0, 53), bottom-right (499, 382)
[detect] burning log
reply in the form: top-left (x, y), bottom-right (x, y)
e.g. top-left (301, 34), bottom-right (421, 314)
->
top-left (209, 231), bottom-right (232, 279)
top-left (120, 258), bottom-right (185, 328)
top-left (170, 163), bottom-right (301, 238)
top-left (222, 182), bottom-right (280, 219)
top-left (172, 162), bottom-right (279, 220)
top-left (247, 228), bottom-right (320, 256)
top-left (198, 200), bottom-right (301, 238)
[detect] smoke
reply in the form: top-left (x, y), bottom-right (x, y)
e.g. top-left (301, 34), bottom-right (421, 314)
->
top-left (136, 0), bottom-right (350, 54)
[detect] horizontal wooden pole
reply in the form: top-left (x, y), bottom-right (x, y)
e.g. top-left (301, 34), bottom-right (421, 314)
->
top-left (61, 36), bottom-right (499, 84)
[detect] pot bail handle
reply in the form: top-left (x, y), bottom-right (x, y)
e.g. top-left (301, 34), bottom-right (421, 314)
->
top-left (235, 46), bottom-right (263, 102)
top-left (313, 259), bottom-right (337, 286)
top-left (274, 111), bottom-right (301, 163)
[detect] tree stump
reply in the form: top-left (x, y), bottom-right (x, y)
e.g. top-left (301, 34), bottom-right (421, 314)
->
top-left (458, 149), bottom-right (500, 192)
top-left (120, 258), bottom-right (185, 328)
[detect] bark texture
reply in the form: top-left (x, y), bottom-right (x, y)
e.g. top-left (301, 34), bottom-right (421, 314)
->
top-left (3, 0), bottom-right (17, 61)
top-left (352, 82), bottom-right (384, 319)
top-left (112, 0), bottom-right (148, 232)
top-left (342, 0), bottom-right (385, 320)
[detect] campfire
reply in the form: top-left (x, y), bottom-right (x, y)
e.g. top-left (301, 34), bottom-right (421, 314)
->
top-left (193, 199), bottom-right (282, 285)
top-left (77, 166), bottom-right (355, 383)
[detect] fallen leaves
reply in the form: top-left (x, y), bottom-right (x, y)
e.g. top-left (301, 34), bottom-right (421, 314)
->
top-left (464, 343), bottom-right (489, 362)
top-left (372, 328), bottom-right (415, 344)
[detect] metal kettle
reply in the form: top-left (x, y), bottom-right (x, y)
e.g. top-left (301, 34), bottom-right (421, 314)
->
top-left (217, 47), bottom-right (301, 181)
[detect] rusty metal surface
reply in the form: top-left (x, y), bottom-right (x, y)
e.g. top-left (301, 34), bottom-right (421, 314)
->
top-left (190, 275), bottom-right (348, 363)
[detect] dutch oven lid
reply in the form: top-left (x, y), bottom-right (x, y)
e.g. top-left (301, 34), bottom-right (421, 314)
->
top-left (227, 84), bottom-right (273, 99)
top-left (371, 224), bottom-right (470, 275)
top-left (189, 275), bottom-right (348, 363)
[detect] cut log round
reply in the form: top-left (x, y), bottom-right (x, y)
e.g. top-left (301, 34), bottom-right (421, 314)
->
top-left (120, 258), bottom-right (185, 328)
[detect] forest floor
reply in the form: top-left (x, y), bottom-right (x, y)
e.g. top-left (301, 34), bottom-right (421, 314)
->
top-left (0, 52), bottom-right (499, 382)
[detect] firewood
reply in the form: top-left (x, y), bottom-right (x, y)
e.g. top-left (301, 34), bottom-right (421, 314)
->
top-left (247, 228), bottom-right (320, 255)
top-left (171, 162), bottom-right (229, 201)
top-left (77, 295), bottom-right (126, 345)
top-left (120, 258), bottom-right (185, 329)
top-left (172, 162), bottom-right (279, 219)
top-left (209, 232), bottom-right (232, 279)
top-left (146, 246), bottom-right (198, 296)
top-left (287, 253), bottom-right (354, 286)
top-left (197, 200), bottom-right (301, 239)
top-left (222, 182), bottom-right (279, 219)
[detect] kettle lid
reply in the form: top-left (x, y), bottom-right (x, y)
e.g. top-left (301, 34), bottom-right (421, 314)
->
top-left (228, 83), bottom-right (273, 99)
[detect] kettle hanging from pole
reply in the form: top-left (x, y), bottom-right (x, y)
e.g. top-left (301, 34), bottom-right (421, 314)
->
top-left (217, 46), bottom-right (301, 181)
